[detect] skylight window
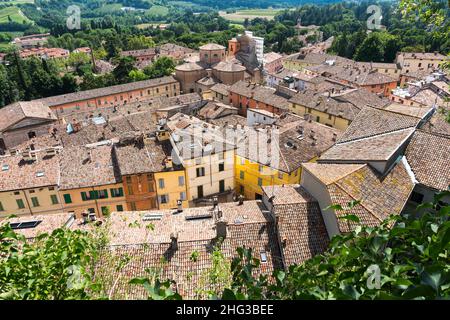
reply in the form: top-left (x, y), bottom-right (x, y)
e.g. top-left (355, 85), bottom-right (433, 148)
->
top-left (2, 164), bottom-right (9, 171)
top-left (10, 220), bottom-right (42, 230)
top-left (142, 213), bottom-right (163, 221)
top-left (185, 212), bottom-right (213, 221)
top-left (36, 171), bottom-right (45, 177)
top-left (260, 251), bottom-right (268, 263)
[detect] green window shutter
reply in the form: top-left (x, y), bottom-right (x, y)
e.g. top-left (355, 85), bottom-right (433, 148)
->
top-left (31, 197), bottom-right (39, 207)
top-left (0, 201), bottom-right (4, 211)
top-left (81, 192), bottom-right (87, 201)
top-left (103, 189), bottom-right (109, 199)
top-left (50, 195), bottom-right (59, 205)
top-left (16, 199), bottom-right (25, 209)
top-left (116, 205), bottom-right (124, 212)
top-left (89, 190), bottom-right (98, 199)
top-left (64, 194), bottom-right (72, 204)
top-left (119, 187), bottom-right (124, 197)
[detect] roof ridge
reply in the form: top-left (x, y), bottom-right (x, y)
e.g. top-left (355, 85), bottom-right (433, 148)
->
top-left (336, 127), bottom-right (415, 146)
top-left (339, 126), bottom-right (417, 144)
top-left (332, 179), bottom-right (383, 223)
top-left (368, 105), bottom-right (424, 120)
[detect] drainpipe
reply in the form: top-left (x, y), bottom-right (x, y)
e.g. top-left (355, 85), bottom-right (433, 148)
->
top-left (22, 190), bottom-right (33, 216)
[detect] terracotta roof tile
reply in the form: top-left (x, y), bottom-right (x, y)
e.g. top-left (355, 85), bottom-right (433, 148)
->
top-left (405, 130), bottom-right (450, 190)
top-left (338, 107), bottom-right (421, 143)
top-left (37, 76), bottom-right (178, 107)
top-left (320, 128), bottom-right (415, 162)
top-left (0, 101), bottom-right (56, 132)
top-left (0, 151), bottom-right (60, 192)
top-left (59, 144), bottom-right (121, 190)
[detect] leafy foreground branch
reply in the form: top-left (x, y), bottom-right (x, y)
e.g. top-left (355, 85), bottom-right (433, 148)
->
top-left (135, 192), bottom-right (450, 300)
top-left (0, 220), bottom-right (106, 300)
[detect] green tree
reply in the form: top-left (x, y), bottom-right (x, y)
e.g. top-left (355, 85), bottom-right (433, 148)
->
top-left (126, 35), bottom-right (155, 50)
top-left (0, 221), bottom-right (104, 300)
top-left (112, 56), bottom-right (136, 84)
top-left (354, 32), bottom-right (401, 62)
top-left (143, 56), bottom-right (175, 79)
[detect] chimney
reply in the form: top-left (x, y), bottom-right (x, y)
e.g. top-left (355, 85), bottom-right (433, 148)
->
top-left (170, 232), bottom-right (178, 250)
top-left (332, 133), bottom-right (337, 142)
top-left (216, 220), bottom-right (228, 239)
top-left (212, 196), bottom-right (219, 209)
top-left (238, 194), bottom-right (244, 206)
top-left (164, 157), bottom-right (173, 169)
top-left (82, 211), bottom-right (89, 224)
top-left (176, 200), bottom-right (183, 213)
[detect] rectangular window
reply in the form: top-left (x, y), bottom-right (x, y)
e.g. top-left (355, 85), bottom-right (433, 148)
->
top-left (179, 192), bottom-right (186, 201)
top-left (197, 185), bottom-right (204, 198)
top-left (50, 194), bottom-right (59, 205)
top-left (240, 171), bottom-right (245, 180)
top-left (63, 194), bottom-right (72, 204)
top-left (240, 185), bottom-right (244, 194)
top-left (258, 178), bottom-right (263, 187)
top-left (240, 158), bottom-right (245, 165)
top-left (258, 165), bottom-right (263, 173)
top-left (89, 190), bottom-right (98, 200)
top-left (178, 176), bottom-right (185, 186)
top-left (126, 176), bottom-right (132, 184)
top-left (127, 185), bottom-right (134, 195)
top-left (31, 197), bottom-right (40, 207)
top-left (196, 167), bottom-right (205, 177)
top-left (158, 178), bottom-right (165, 189)
top-left (16, 199), bottom-right (25, 209)
top-left (219, 163), bottom-right (225, 172)
top-left (147, 180), bottom-right (155, 192)
top-left (98, 190), bottom-right (108, 199)
top-left (0, 201), bottom-right (4, 211)
top-left (160, 194), bottom-right (169, 204)
top-left (130, 202), bottom-right (137, 211)
top-left (219, 180), bottom-right (225, 193)
top-left (116, 205), bottom-right (124, 212)
top-left (218, 153), bottom-right (224, 160)
top-left (81, 191), bottom-right (93, 201)
top-left (111, 188), bottom-right (124, 198)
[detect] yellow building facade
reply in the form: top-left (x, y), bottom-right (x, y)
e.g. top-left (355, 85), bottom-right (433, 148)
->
top-left (154, 170), bottom-right (189, 210)
top-left (59, 183), bottom-right (127, 217)
top-left (289, 102), bottom-right (351, 131)
top-left (234, 155), bottom-right (301, 200)
top-left (0, 186), bottom-right (64, 218)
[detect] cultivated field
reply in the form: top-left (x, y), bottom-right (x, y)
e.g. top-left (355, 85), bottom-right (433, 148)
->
top-left (0, 6), bottom-right (33, 24)
top-left (219, 8), bottom-right (283, 23)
